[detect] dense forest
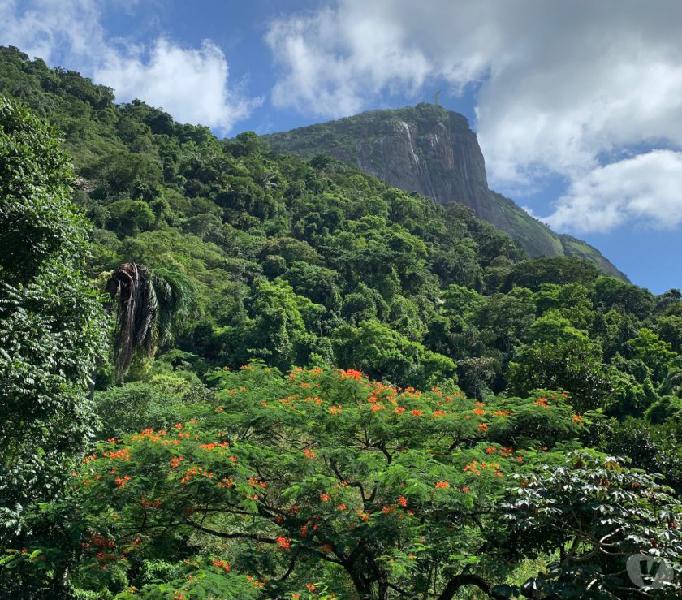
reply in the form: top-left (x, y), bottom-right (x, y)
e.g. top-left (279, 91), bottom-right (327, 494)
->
top-left (0, 45), bottom-right (681, 599)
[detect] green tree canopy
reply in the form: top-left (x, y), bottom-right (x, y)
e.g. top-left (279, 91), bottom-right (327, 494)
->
top-left (0, 97), bottom-right (105, 593)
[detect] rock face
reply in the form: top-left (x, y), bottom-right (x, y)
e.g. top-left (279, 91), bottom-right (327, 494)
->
top-left (266, 104), bottom-right (625, 278)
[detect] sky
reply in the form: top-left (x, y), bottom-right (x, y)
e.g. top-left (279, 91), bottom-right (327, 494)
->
top-left (2, 0), bottom-right (682, 294)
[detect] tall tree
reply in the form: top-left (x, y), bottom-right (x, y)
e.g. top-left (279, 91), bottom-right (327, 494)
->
top-left (0, 97), bottom-right (105, 563)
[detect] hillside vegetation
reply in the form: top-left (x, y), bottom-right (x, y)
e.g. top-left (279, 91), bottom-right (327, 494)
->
top-left (265, 103), bottom-right (625, 278)
top-left (0, 45), bottom-right (681, 599)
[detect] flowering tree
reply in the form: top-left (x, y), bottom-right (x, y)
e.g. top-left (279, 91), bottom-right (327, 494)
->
top-left (69, 366), bottom-right (680, 599)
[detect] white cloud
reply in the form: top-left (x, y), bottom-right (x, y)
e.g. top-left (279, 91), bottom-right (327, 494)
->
top-left (95, 39), bottom-right (258, 131)
top-left (0, 0), bottom-right (107, 66)
top-left (544, 150), bottom-right (682, 233)
top-left (265, 0), bottom-right (682, 231)
top-left (266, 5), bottom-right (432, 117)
top-left (0, 0), bottom-right (258, 131)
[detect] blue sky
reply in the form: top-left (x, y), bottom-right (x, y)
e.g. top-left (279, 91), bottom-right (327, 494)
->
top-left (2, 0), bottom-right (682, 294)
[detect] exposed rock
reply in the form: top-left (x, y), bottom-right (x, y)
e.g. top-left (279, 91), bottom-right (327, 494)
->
top-left (266, 103), bottom-right (625, 279)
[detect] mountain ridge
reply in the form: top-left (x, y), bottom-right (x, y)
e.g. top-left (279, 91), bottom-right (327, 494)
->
top-left (265, 103), bottom-right (626, 279)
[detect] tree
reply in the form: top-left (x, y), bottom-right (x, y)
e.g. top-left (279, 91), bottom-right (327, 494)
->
top-left (593, 276), bottom-right (655, 319)
top-left (504, 452), bottom-right (682, 598)
top-left (106, 263), bottom-right (198, 381)
top-left (70, 365), bottom-right (589, 599)
top-left (508, 313), bottom-right (610, 413)
top-left (333, 319), bottom-right (456, 388)
top-left (106, 199), bottom-right (156, 237)
top-left (626, 328), bottom-right (676, 383)
top-left (475, 287), bottom-right (536, 354)
top-left (0, 98), bottom-right (105, 593)
top-left (241, 279), bottom-right (324, 370)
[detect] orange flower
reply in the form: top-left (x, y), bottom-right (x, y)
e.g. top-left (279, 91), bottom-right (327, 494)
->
top-left (336, 503), bottom-right (347, 511)
top-left (248, 477), bottom-right (267, 489)
top-left (247, 576), bottom-right (265, 589)
top-left (433, 410), bottom-right (446, 418)
top-left (398, 495), bottom-right (408, 508)
top-left (217, 478), bottom-right (234, 489)
top-left (464, 461), bottom-right (481, 475)
top-left (212, 558), bottom-right (231, 572)
top-left (485, 446), bottom-right (496, 455)
top-left (292, 595), bottom-right (301, 600)
top-left (462, 486), bottom-right (471, 494)
top-left (105, 448), bottom-right (131, 461)
top-left (370, 403), bottom-right (384, 413)
top-left (174, 423), bottom-right (183, 430)
top-left (114, 475), bottom-right (131, 488)
top-left (180, 467), bottom-right (199, 485)
top-left (394, 406), bottom-right (406, 415)
top-left (535, 397), bottom-right (549, 408)
top-left (305, 583), bottom-right (317, 592)
top-left (478, 423), bottom-right (488, 432)
top-left (229, 455), bottom-right (238, 463)
top-left (381, 505), bottom-right (394, 514)
top-left (572, 414), bottom-right (583, 423)
top-left (357, 511), bottom-right (370, 522)
top-left (411, 409), bottom-right (423, 417)
top-left (133, 428), bottom-right (167, 443)
top-left (276, 536), bottom-right (291, 550)
top-left (320, 492), bottom-right (331, 502)
top-left (435, 480), bottom-right (449, 489)
top-left (340, 369), bottom-right (362, 380)
top-left (473, 407), bottom-right (486, 416)
top-left (329, 405), bottom-right (343, 415)
top-left (200, 441), bottom-right (229, 451)
top-left (169, 456), bottom-right (184, 469)
top-left (303, 448), bottom-right (316, 459)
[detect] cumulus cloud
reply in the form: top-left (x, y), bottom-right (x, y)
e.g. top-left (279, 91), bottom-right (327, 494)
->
top-left (0, 0), bottom-right (258, 131)
top-left (544, 150), bottom-right (682, 233)
top-left (266, 0), bottom-right (682, 231)
top-left (95, 39), bottom-right (258, 130)
top-left (0, 0), bottom-right (108, 66)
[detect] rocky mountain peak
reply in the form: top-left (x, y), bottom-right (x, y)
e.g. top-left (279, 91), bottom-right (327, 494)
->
top-left (265, 104), bottom-right (625, 279)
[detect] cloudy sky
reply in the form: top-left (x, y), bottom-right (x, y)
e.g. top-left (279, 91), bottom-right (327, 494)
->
top-left (2, 0), bottom-right (682, 292)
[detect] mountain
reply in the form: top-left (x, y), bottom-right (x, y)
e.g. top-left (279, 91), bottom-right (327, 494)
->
top-left (265, 103), bottom-right (625, 278)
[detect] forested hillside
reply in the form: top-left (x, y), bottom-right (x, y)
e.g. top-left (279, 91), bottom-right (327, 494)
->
top-left (1, 45), bottom-right (681, 599)
top-left (265, 104), bottom-right (625, 278)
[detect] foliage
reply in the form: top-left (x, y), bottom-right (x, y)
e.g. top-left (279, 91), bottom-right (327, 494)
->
top-left (504, 452), bottom-right (682, 598)
top-left (68, 366), bottom-right (596, 599)
top-left (0, 97), bottom-right (106, 594)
